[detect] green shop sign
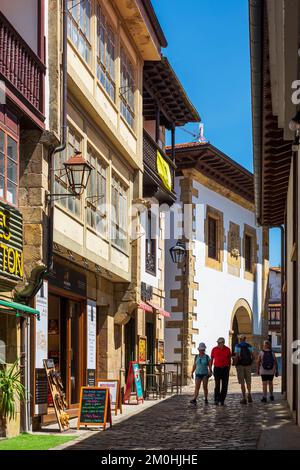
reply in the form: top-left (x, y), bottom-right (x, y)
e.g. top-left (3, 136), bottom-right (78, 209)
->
top-left (0, 201), bottom-right (23, 281)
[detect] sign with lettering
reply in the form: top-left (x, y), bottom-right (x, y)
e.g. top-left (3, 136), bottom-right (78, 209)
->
top-left (47, 260), bottom-right (86, 297)
top-left (77, 387), bottom-right (112, 430)
top-left (87, 369), bottom-right (96, 387)
top-left (34, 368), bottom-right (48, 416)
top-left (124, 361), bottom-right (144, 404)
top-left (0, 202), bottom-right (23, 281)
top-left (87, 300), bottom-right (96, 370)
top-left (97, 379), bottom-right (122, 415)
top-left (35, 281), bottom-right (48, 369)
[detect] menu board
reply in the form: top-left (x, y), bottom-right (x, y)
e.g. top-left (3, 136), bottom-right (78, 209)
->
top-left (97, 379), bottom-right (122, 415)
top-left (77, 387), bottom-right (112, 430)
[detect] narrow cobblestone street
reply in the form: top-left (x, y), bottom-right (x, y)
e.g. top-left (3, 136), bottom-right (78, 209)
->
top-left (53, 376), bottom-right (300, 451)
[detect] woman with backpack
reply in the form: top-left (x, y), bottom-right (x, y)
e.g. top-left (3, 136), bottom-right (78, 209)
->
top-left (257, 340), bottom-right (278, 403)
top-left (190, 342), bottom-right (212, 405)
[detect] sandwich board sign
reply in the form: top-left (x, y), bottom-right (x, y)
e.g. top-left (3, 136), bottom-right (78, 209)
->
top-left (77, 387), bottom-right (112, 430)
top-left (123, 361), bottom-right (144, 404)
top-left (97, 379), bottom-right (122, 415)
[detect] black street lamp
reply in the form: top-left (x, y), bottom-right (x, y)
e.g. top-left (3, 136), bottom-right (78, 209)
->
top-left (64, 152), bottom-right (92, 196)
top-left (169, 241), bottom-right (187, 265)
top-left (170, 240), bottom-right (188, 386)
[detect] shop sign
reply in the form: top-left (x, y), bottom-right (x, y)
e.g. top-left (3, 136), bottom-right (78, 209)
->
top-left (87, 300), bottom-right (97, 372)
top-left (34, 281), bottom-right (48, 415)
top-left (35, 281), bottom-right (48, 368)
top-left (48, 260), bottom-right (87, 297)
top-left (141, 282), bottom-right (153, 302)
top-left (77, 387), bottom-right (112, 430)
top-left (0, 202), bottom-right (23, 281)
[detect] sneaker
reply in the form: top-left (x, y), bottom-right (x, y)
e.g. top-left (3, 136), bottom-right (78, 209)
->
top-left (214, 400), bottom-right (219, 406)
top-left (240, 398), bottom-right (247, 405)
top-left (270, 395), bottom-right (275, 402)
top-left (261, 397), bottom-right (267, 403)
top-left (247, 394), bottom-right (253, 403)
top-left (190, 399), bottom-right (197, 405)
top-left (204, 399), bottom-right (209, 405)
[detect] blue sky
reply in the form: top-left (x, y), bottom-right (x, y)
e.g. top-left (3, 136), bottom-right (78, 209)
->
top-left (152, 0), bottom-right (281, 267)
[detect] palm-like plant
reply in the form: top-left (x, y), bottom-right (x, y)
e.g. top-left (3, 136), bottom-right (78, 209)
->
top-left (0, 360), bottom-right (25, 420)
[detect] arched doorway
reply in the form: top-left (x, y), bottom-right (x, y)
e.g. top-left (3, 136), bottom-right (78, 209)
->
top-left (230, 299), bottom-right (253, 353)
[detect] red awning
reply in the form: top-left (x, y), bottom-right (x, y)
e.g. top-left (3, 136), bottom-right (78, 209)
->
top-left (158, 308), bottom-right (171, 318)
top-left (146, 301), bottom-right (171, 318)
top-left (139, 302), bottom-right (153, 313)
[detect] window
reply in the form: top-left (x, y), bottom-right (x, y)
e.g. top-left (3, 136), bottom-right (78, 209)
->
top-left (244, 234), bottom-right (252, 272)
top-left (145, 210), bottom-right (156, 275)
top-left (68, 0), bottom-right (91, 64)
top-left (86, 146), bottom-right (107, 234)
top-left (120, 46), bottom-right (135, 128)
top-left (208, 216), bottom-right (218, 260)
top-left (96, 4), bottom-right (116, 101)
top-left (0, 127), bottom-right (18, 206)
top-left (54, 126), bottom-right (81, 217)
top-left (111, 174), bottom-right (128, 251)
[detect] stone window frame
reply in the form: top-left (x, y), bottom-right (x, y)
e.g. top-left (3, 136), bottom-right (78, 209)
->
top-left (227, 221), bottom-right (241, 278)
top-left (204, 205), bottom-right (225, 272)
top-left (243, 224), bottom-right (258, 281)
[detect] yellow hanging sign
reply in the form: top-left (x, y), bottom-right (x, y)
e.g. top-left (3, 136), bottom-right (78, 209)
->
top-left (156, 150), bottom-right (172, 191)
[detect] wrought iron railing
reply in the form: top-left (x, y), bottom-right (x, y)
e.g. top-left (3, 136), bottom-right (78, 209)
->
top-left (0, 12), bottom-right (45, 116)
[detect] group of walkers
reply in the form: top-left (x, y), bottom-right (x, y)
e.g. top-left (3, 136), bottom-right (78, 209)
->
top-left (190, 336), bottom-right (278, 406)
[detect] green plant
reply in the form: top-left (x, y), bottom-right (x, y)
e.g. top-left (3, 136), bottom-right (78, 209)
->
top-left (0, 360), bottom-right (25, 420)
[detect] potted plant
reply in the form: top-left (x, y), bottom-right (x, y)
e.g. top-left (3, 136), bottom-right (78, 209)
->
top-left (0, 359), bottom-right (25, 435)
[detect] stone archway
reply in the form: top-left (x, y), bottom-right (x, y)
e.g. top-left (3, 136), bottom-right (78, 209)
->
top-left (229, 299), bottom-right (253, 353)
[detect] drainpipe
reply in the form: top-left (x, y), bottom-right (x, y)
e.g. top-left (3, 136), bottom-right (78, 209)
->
top-left (47, 0), bottom-right (68, 273)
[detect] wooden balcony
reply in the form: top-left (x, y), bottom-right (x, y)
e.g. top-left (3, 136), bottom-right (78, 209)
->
top-left (143, 130), bottom-right (176, 205)
top-left (0, 12), bottom-right (45, 122)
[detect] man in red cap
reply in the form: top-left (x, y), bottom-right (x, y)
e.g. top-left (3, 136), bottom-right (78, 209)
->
top-left (211, 337), bottom-right (232, 406)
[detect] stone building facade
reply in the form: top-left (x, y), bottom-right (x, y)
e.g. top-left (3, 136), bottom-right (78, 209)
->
top-left (164, 143), bottom-right (269, 383)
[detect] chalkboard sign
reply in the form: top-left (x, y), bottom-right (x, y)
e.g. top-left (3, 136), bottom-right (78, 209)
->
top-left (77, 387), bottom-right (112, 430)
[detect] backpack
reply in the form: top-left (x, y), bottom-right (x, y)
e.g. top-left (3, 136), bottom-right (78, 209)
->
top-left (262, 350), bottom-right (275, 370)
top-left (195, 354), bottom-right (209, 366)
top-left (238, 343), bottom-right (252, 366)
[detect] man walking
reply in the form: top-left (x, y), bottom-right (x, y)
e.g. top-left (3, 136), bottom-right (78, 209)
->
top-left (211, 338), bottom-right (232, 406)
top-left (234, 335), bottom-right (254, 404)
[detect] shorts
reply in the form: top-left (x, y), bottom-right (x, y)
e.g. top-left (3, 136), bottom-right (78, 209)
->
top-left (261, 374), bottom-right (274, 382)
top-left (236, 365), bottom-right (252, 385)
top-left (195, 374), bottom-right (209, 380)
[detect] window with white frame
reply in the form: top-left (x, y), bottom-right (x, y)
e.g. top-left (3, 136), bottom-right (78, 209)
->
top-left (111, 174), bottom-right (128, 251)
top-left (86, 145), bottom-right (107, 234)
top-left (0, 126), bottom-right (18, 207)
top-left (120, 46), bottom-right (135, 128)
top-left (54, 125), bottom-right (81, 218)
top-left (96, 3), bottom-right (116, 101)
top-left (67, 0), bottom-right (91, 64)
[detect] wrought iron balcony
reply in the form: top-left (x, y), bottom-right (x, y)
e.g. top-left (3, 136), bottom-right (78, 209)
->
top-left (143, 130), bottom-right (176, 205)
top-left (0, 12), bottom-right (45, 119)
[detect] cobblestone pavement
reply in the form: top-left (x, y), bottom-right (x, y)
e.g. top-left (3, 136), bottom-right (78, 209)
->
top-left (62, 376), bottom-right (286, 450)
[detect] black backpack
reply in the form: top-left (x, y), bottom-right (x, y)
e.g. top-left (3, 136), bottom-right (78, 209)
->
top-left (262, 350), bottom-right (275, 370)
top-left (238, 343), bottom-right (252, 366)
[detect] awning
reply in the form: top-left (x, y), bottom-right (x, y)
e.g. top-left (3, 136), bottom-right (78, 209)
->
top-left (0, 300), bottom-right (40, 320)
top-left (139, 301), bottom-right (153, 313)
top-left (144, 301), bottom-right (171, 318)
